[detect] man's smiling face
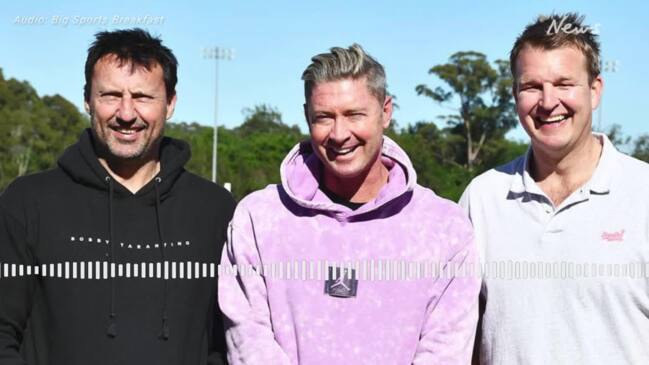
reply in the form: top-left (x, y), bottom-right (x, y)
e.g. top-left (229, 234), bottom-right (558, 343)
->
top-left (514, 45), bottom-right (602, 156)
top-left (306, 77), bottom-right (391, 182)
top-left (85, 54), bottom-right (176, 162)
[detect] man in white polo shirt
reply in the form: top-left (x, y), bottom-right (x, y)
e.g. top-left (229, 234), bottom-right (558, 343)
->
top-left (460, 13), bottom-right (649, 364)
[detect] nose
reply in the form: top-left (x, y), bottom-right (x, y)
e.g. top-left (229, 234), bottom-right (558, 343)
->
top-left (329, 118), bottom-right (351, 144)
top-left (539, 83), bottom-right (559, 111)
top-left (116, 96), bottom-right (137, 122)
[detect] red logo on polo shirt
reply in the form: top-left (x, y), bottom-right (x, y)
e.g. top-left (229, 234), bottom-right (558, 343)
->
top-left (601, 229), bottom-right (625, 242)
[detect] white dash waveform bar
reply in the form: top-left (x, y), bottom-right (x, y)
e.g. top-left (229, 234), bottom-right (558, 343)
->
top-left (0, 262), bottom-right (219, 280)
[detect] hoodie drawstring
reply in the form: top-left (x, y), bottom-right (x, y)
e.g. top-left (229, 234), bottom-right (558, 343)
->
top-left (154, 177), bottom-right (170, 340)
top-left (105, 176), bottom-right (118, 338)
top-left (103, 176), bottom-right (169, 340)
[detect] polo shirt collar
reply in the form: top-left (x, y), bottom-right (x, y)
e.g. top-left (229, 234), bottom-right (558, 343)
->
top-left (588, 133), bottom-right (616, 194)
top-left (508, 146), bottom-right (544, 196)
top-left (509, 133), bottom-right (618, 195)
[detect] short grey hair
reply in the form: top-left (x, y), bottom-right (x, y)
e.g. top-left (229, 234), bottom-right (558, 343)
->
top-left (302, 43), bottom-right (387, 103)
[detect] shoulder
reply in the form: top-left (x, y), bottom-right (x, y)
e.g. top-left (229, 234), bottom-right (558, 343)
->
top-left (0, 168), bottom-right (63, 222)
top-left (227, 185), bottom-right (283, 230)
top-left (461, 154), bottom-right (526, 204)
top-left (235, 184), bottom-right (282, 213)
top-left (413, 185), bottom-right (465, 217)
top-left (471, 155), bottom-right (525, 192)
top-left (412, 185), bottom-right (473, 238)
top-left (1, 167), bottom-right (65, 201)
top-left (612, 152), bottom-right (649, 193)
top-left (177, 171), bottom-right (233, 199)
top-left (174, 171), bottom-right (237, 215)
top-left (616, 152), bottom-right (649, 177)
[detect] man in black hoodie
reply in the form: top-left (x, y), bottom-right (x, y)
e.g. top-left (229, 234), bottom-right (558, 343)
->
top-left (0, 29), bottom-right (235, 364)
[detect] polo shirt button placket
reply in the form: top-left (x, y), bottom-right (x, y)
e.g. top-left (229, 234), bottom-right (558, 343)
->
top-left (541, 202), bottom-right (555, 230)
top-left (543, 201), bottom-right (554, 216)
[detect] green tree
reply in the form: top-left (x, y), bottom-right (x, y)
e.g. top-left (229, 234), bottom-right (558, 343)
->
top-left (416, 51), bottom-right (517, 170)
top-left (165, 121), bottom-right (213, 179)
top-left (0, 69), bottom-right (88, 189)
top-left (604, 124), bottom-right (631, 150)
top-left (235, 104), bottom-right (301, 137)
top-left (165, 105), bottom-right (305, 200)
top-left (392, 121), bottom-right (471, 200)
top-left (632, 134), bottom-right (649, 163)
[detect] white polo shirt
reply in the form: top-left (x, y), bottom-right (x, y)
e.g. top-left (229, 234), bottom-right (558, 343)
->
top-left (460, 133), bottom-right (649, 365)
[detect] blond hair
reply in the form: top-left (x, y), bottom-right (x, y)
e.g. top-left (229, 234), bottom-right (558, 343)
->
top-left (302, 43), bottom-right (386, 103)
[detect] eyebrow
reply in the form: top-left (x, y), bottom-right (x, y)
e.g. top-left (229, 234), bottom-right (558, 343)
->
top-left (344, 108), bottom-right (367, 114)
top-left (131, 92), bottom-right (154, 98)
top-left (518, 76), bottom-right (575, 85)
top-left (98, 90), bottom-right (154, 98)
top-left (312, 110), bottom-right (335, 116)
top-left (553, 77), bottom-right (576, 83)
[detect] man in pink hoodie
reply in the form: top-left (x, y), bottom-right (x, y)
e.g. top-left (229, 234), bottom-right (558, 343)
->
top-left (219, 44), bottom-right (479, 365)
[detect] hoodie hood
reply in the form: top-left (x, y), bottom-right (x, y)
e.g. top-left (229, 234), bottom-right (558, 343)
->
top-left (57, 128), bottom-right (190, 200)
top-left (280, 135), bottom-right (417, 217)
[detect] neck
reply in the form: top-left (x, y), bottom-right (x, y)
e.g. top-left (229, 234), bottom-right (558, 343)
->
top-left (531, 133), bottom-right (602, 205)
top-left (98, 154), bottom-right (161, 193)
top-left (323, 157), bottom-right (389, 203)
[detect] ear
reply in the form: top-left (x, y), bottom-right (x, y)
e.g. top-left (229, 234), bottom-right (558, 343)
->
top-left (381, 95), bottom-right (393, 129)
top-left (590, 75), bottom-right (604, 110)
top-left (165, 93), bottom-right (178, 120)
top-left (84, 99), bottom-right (91, 114)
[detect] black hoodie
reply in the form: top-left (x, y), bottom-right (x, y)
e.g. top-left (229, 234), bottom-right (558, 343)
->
top-left (0, 129), bottom-right (235, 365)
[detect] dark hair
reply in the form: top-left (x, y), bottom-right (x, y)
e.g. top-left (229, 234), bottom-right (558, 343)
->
top-left (84, 28), bottom-right (178, 101)
top-left (510, 13), bottom-right (600, 84)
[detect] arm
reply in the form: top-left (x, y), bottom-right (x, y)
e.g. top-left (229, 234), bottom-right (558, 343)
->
top-left (459, 181), bottom-right (485, 365)
top-left (412, 214), bottom-right (480, 365)
top-left (0, 183), bottom-right (35, 365)
top-left (217, 202), bottom-right (291, 365)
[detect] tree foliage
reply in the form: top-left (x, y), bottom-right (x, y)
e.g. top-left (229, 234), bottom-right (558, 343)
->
top-left (164, 105), bottom-right (304, 199)
top-left (632, 135), bottom-right (649, 162)
top-left (416, 52), bottom-right (517, 170)
top-left (0, 68), bottom-right (88, 188)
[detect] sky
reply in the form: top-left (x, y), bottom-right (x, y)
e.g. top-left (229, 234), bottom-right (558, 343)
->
top-left (2, 0), bottom-right (648, 142)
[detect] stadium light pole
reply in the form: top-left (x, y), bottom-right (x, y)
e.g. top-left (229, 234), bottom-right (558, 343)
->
top-left (202, 47), bottom-right (235, 183)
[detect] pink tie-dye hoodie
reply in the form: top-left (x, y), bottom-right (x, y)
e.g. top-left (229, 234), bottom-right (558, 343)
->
top-left (219, 136), bottom-right (479, 365)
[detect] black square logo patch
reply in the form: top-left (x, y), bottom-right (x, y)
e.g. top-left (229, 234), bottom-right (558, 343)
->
top-left (324, 266), bottom-right (358, 298)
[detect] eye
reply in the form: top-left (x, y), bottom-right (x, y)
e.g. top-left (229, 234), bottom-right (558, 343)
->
top-left (519, 85), bottom-right (540, 92)
top-left (346, 112), bottom-right (365, 120)
top-left (100, 93), bottom-right (120, 102)
top-left (133, 93), bottom-right (154, 101)
top-left (313, 115), bottom-right (333, 125)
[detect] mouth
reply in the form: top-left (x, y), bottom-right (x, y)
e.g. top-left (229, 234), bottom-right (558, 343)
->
top-left (534, 113), bottom-right (571, 128)
top-left (109, 124), bottom-right (146, 140)
top-left (326, 145), bottom-right (359, 156)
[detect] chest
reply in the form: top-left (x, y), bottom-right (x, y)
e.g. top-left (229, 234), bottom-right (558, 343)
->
top-left (29, 192), bottom-right (224, 266)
